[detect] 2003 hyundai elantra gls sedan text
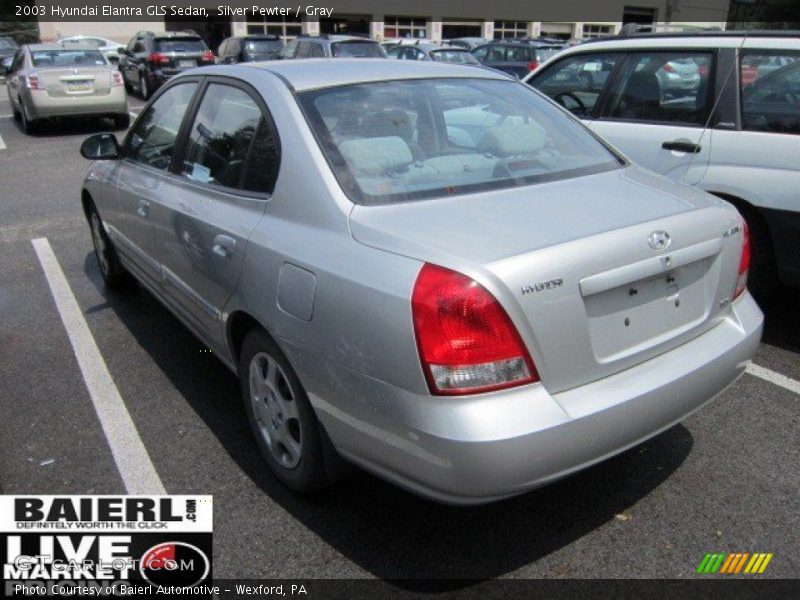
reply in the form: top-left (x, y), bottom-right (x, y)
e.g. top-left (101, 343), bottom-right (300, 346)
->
top-left (78, 59), bottom-right (762, 504)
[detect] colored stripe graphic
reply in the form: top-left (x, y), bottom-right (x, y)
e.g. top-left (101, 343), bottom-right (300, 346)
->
top-left (700, 552), bottom-right (774, 574)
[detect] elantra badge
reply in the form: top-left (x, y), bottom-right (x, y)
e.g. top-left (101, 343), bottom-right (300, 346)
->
top-left (648, 230), bottom-right (671, 250)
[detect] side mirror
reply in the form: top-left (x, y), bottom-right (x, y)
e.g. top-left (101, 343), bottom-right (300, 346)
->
top-left (80, 133), bottom-right (122, 160)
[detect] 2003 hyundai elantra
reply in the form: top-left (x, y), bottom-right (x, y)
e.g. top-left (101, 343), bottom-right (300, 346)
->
top-left (79, 59), bottom-right (763, 504)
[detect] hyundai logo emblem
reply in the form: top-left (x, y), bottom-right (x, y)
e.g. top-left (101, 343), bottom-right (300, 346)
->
top-left (648, 230), bottom-right (671, 250)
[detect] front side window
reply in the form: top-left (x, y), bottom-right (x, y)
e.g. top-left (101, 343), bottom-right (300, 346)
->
top-left (128, 83), bottom-right (198, 170)
top-left (182, 84), bottom-right (273, 191)
top-left (741, 51), bottom-right (800, 135)
top-left (608, 52), bottom-right (713, 125)
top-left (532, 52), bottom-right (621, 117)
top-left (300, 78), bottom-right (622, 205)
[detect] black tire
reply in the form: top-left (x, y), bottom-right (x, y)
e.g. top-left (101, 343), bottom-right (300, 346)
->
top-left (86, 202), bottom-right (130, 289)
top-left (12, 102), bottom-right (21, 121)
top-left (113, 113), bottom-right (130, 129)
top-left (740, 207), bottom-right (778, 303)
top-left (238, 328), bottom-right (337, 492)
top-left (139, 73), bottom-right (150, 100)
top-left (20, 102), bottom-right (37, 134)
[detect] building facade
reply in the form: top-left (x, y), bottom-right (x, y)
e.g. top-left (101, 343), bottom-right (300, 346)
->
top-left (36, 0), bottom-right (730, 49)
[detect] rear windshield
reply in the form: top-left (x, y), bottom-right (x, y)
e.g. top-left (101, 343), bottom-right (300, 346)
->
top-left (430, 49), bottom-right (479, 64)
top-left (331, 41), bottom-right (384, 58)
top-left (300, 78), bottom-right (622, 205)
top-left (245, 39), bottom-right (282, 54)
top-left (535, 47), bottom-right (560, 62)
top-left (0, 38), bottom-right (18, 50)
top-left (31, 49), bottom-right (106, 68)
top-left (155, 38), bottom-right (207, 53)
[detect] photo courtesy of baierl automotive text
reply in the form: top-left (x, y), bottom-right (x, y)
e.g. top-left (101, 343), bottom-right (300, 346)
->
top-left (0, 0), bottom-right (798, 598)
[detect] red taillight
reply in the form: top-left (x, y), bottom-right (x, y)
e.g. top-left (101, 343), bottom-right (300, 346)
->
top-left (698, 64), bottom-right (709, 76)
top-left (27, 73), bottom-right (45, 90)
top-left (411, 264), bottom-right (538, 395)
top-left (110, 70), bottom-right (124, 86)
top-left (201, 50), bottom-right (214, 62)
top-left (662, 62), bottom-right (676, 73)
top-left (733, 221), bottom-right (750, 300)
top-left (148, 52), bottom-right (170, 65)
top-left (527, 61), bottom-right (539, 71)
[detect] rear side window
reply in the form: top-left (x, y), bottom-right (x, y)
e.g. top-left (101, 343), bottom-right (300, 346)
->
top-left (155, 38), bottom-right (207, 53)
top-left (128, 83), bottom-right (198, 170)
top-left (608, 51), bottom-right (713, 126)
top-left (182, 83), bottom-right (278, 192)
top-left (532, 52), bottom-right (621, 117)
top-left (740, 51), bottom-right (800, 135)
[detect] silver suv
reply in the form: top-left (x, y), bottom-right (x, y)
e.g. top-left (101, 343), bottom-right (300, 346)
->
top-left (526, 32), bottom-right (800, 300)
top-left (78, 60), bottom-right (761, 504)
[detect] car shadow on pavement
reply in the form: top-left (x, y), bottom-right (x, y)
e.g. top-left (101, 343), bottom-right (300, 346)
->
top-left (17, 117), bottom-right (124, 138)
top-left (84, 253), bottom-right (693, 585)
top-left (759, 286), bottom-right (800, 354)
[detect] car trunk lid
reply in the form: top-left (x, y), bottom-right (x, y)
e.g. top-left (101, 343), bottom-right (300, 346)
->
top-left (40, 66), bottom-right (111, 97)
top-left (349, 166), bottom-right (744, 393)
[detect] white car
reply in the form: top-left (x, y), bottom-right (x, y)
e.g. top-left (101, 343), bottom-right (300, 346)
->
top-left (526, 31), bottom-right (800, 300)
top-left (57, 35), bottom-right (125, 64)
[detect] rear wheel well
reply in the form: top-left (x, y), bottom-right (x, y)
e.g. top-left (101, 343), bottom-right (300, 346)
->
top-left (708, 191), bottom-right (778, 298)
top-left (227, 311), bottom-right (269, 364)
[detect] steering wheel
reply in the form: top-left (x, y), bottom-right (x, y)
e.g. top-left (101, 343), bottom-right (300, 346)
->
top-left (554, 92), bottom-right (587, 114)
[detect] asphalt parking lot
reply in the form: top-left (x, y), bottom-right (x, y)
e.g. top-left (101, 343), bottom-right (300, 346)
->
top-left (0, 90), bottom-right (798, 583)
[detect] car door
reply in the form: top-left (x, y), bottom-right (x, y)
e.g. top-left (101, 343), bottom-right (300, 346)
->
top-left (709, 47), bottom-right (800, 286)
top-left (112, 81), bottom-right (200, 286)
top-left (150, 78), bottom-right (278, 349)
top-left (588, 50), bottom-right (715, 185)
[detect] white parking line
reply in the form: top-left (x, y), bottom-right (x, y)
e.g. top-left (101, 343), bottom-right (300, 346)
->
top-left (0, 132), bottom-right (5, 151)
top-left (31, 237), bottom-right (167, 495)
top-left (747, 362), bottom-right (800, 396)
top-left (0, 114), bottom-right (12, 119)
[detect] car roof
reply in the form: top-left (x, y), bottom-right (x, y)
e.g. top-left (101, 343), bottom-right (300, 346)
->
top-left (27, 43), bottom-right (100, 51)
top-left (238, 58), bottom-right (510, 91)
top-left (556, 33), bottom-right (800, 53)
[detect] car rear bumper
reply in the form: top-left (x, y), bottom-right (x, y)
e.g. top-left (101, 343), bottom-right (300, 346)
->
top-left (28, 87), bottom-right (127, 118)
top-left (307, 292), bottom-right (763, 505)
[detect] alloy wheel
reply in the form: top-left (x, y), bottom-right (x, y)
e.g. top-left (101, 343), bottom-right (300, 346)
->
top-left (249, 352), bottom-right (302, 469)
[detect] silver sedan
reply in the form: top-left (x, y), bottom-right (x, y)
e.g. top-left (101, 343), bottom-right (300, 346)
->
top-left (78, 60), bottom-right (762, 504)
top-left (7, 44), bottom-right (129, 133)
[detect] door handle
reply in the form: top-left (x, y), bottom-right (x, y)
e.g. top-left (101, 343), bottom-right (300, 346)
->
top-left (136, 199), bottom-right (150, 218)
top-left (662, 140), bottom-right (701, 154)
top-left (212, 234), bottom-right (236, 258)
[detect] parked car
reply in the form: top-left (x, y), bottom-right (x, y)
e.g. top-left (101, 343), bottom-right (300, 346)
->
top-left (446, 37), bottom-right (488, 51)
top-left (282, 34), bottom-right (385, 59)
top-left (472, 40), bottom-right (562, 78)
top-left (57, 35), bottom-right (126, 64)
top-left (387, 43), bottom-right (480, 65)
top-left (118, 30), bottom-right (214, 99)
top-left (78, 60), bottom-right (761, 504)
top-left (6, 44), bottom-right (128, 133)
top-left (217, 35), bottom-right (283, 63)
top-left (526, 31), bottom-right (800, 298)
top-left (0, 36), bottom-right (19, 66)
